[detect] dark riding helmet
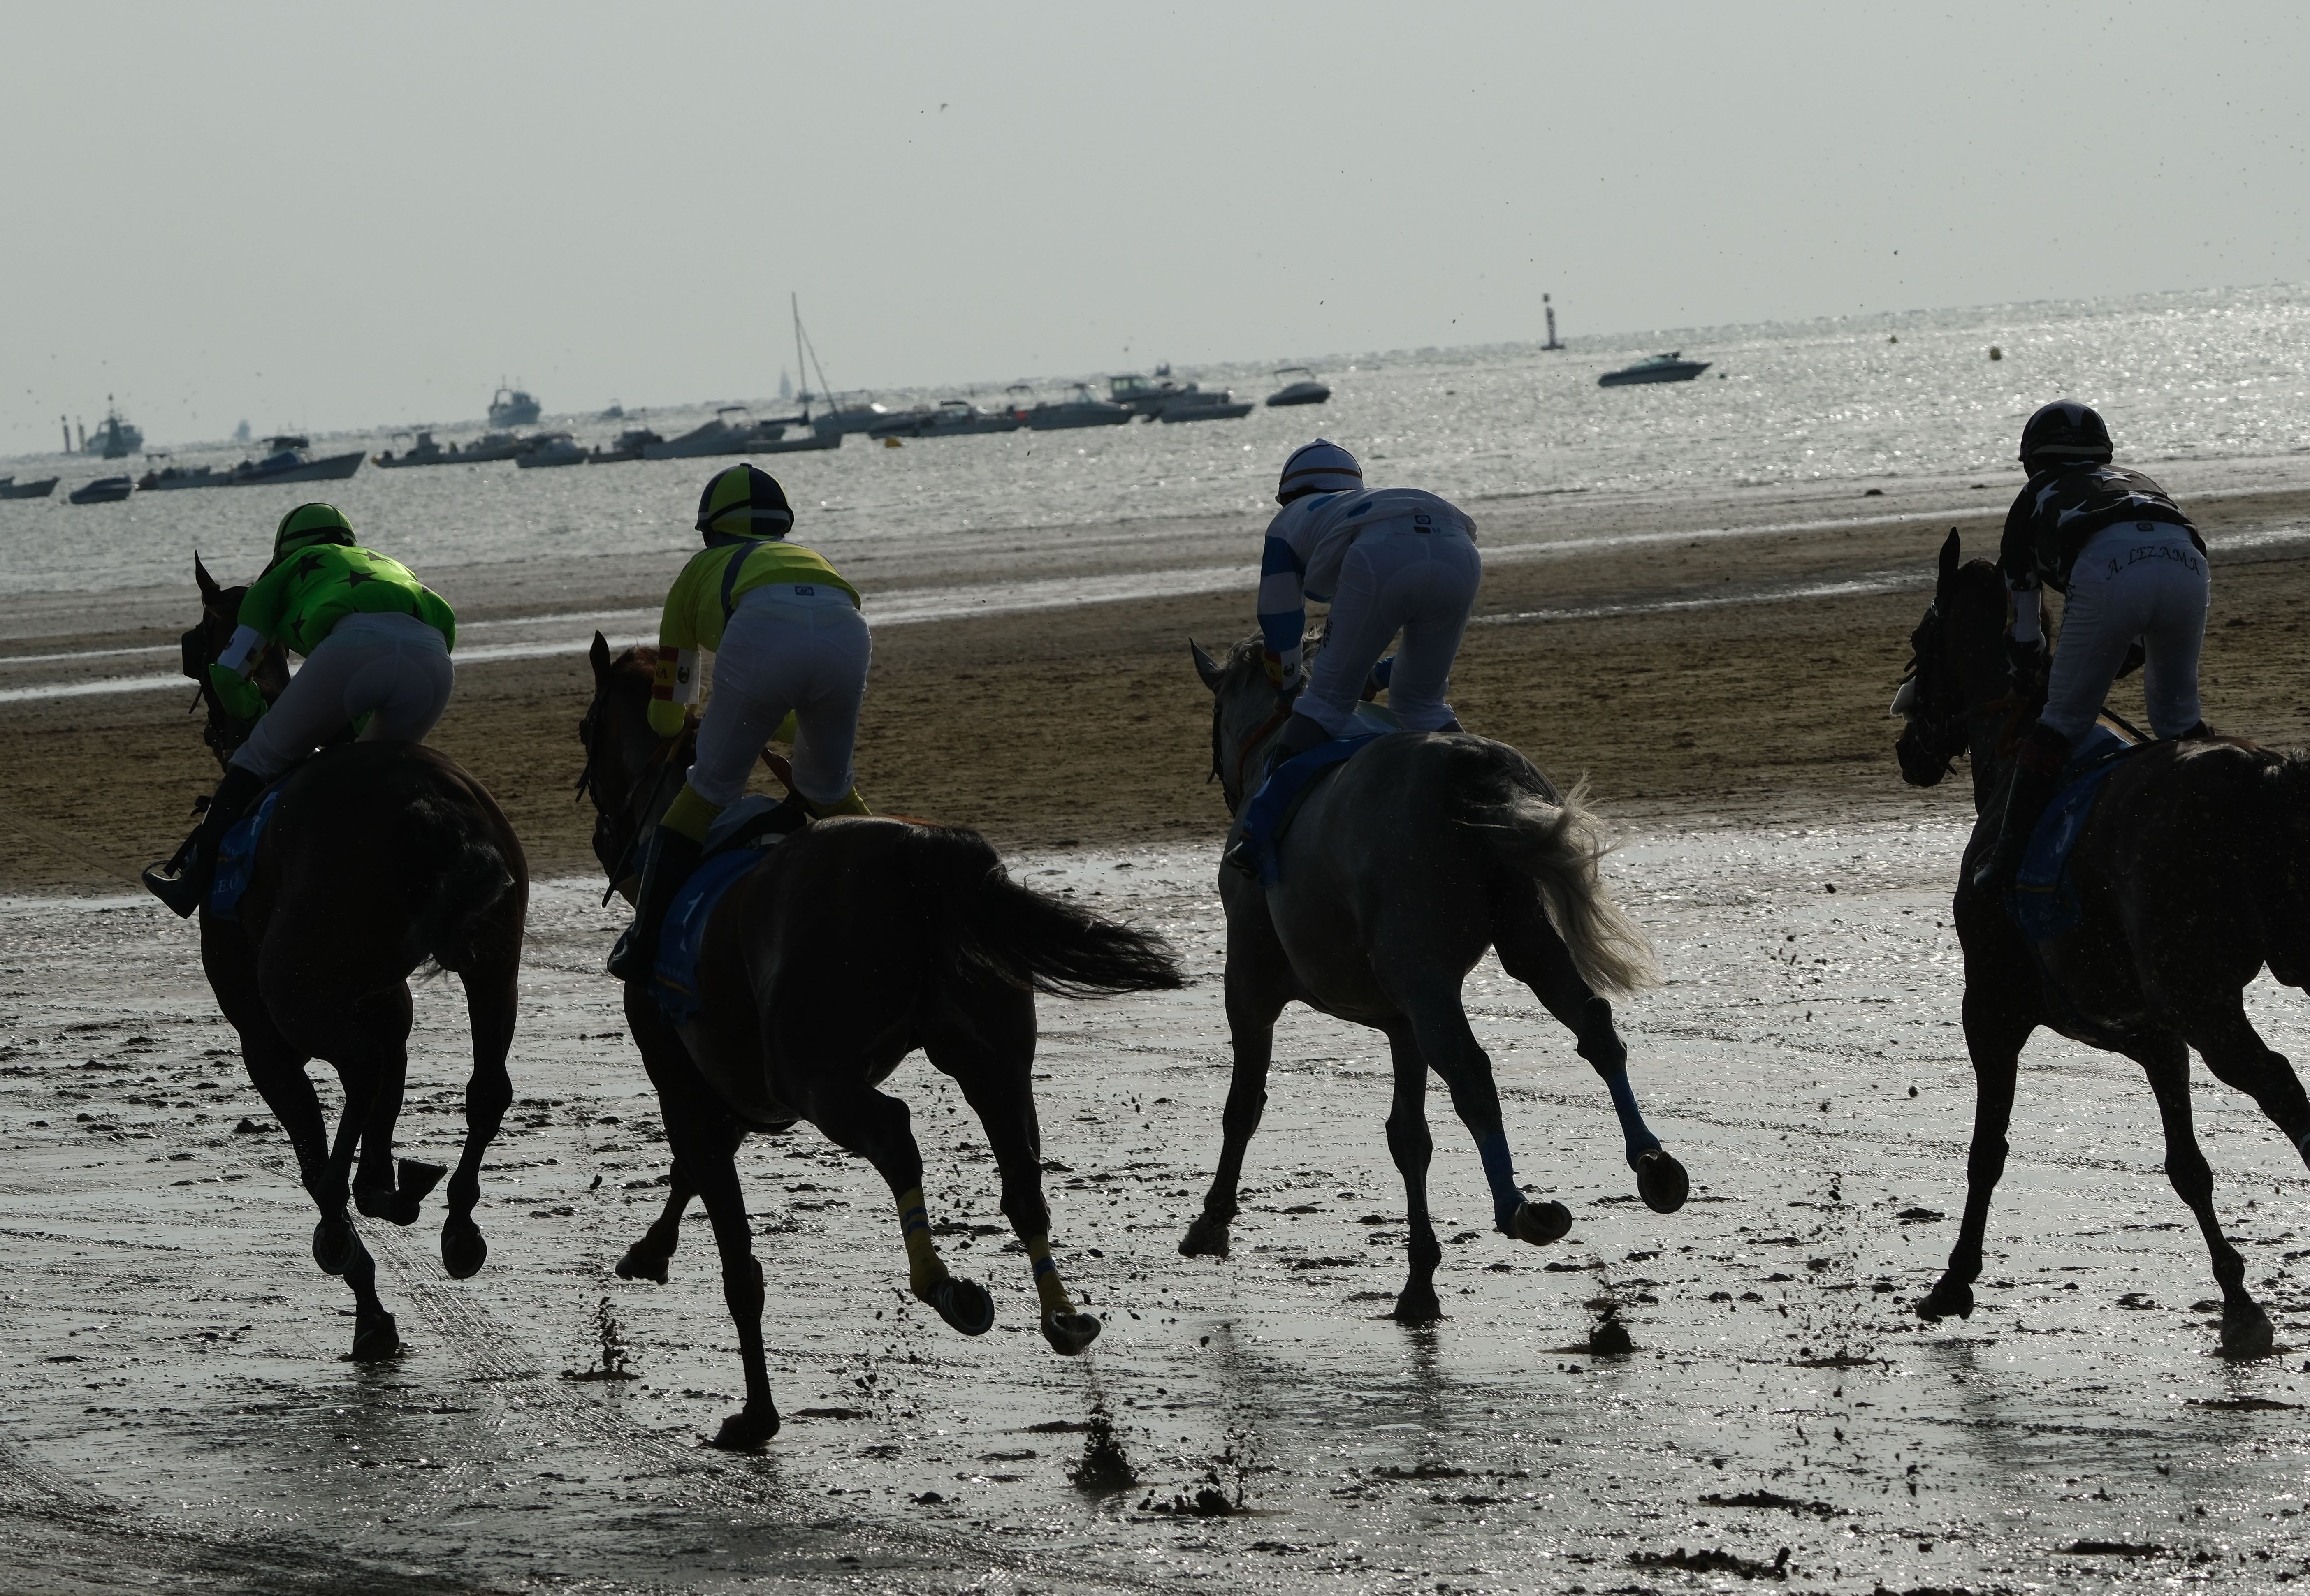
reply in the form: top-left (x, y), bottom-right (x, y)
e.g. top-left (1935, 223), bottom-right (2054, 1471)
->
top-left (695, 463), bottom-right (794, 540)
top-left (1276, 439), bottom-right (1363, 505)
top-left (2017, 401), bottom-right (2113, 469)
top-left (272, 502), bottom-right (356, 561)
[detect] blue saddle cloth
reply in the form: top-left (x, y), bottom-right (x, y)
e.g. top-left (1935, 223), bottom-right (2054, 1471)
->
top-left (207, 790), bottom-right (283, 922)
top-left (1237, 703), bottom-right (1405, 886)
top-left (2009, 725), bottom-right (2141, 944)
top-left (652, 816), bottom-right (786, 1024)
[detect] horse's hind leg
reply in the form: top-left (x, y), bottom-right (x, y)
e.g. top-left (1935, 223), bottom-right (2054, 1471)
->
top-left (1919, 987), bottom-right (2031, 1324)
top-left (440, 958), bottom-right (517, 1279)
top-left (2180, 998), bottom-right (2310, 1164)
top-left (930, 995), bottom-right (1099, 1355)
top-left (1492, 895), bottom-right (1685, 1213)
top-left (2137, 1035), bottom-right (2273, 1359)
top-left (1382, 1025), bottom-right (1445, 1324)
top-left (811, 1080), bottom-right (995, 1340)
top-left (1181, 935), bottom-right (1293, 1258)
top-left (615, 1156), bottom-right (704, 1284)
top-left (347, 985), bottom-right (425, 1225)
top-left (1397, 980), bottom-right (1570, 1247)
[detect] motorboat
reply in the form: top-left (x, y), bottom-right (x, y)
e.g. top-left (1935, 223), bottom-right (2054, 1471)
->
top-left (68, 476), bottom-right (135, 505)
top-left (1157, 391), bottom-right (1254, 423)
top-left (1597, 352), bottom-right (1711, 387)
top-left (375, 430), bottom-right (454, 467)
top-left (807, 401), bottom-right (891, 437)
top-left (1264, 366), bottom-right (1331, 407)
top-left (642, 408), bottom-right (791, 460)
top-left (516, 433), bottom-right (588, 468)
top-left (1109, 369), bottom-right (1199, 417)
top-left (137, 463), bottom-right (225, 491)
top-left (590, 425), bottom-right (665, 463)
top-left (489, 385), bottom-right (543, 427)
top-left (1024, 383), bottom-right (1131, 431)
top-left (0, 476), bottom-right (59, 499)
top-left (83, 400), bottom-right (144, 458)
top-left (881, 399), bottom-right (1026, 438)
top-left (224, 437), bottom-right (366, 485)
top-left (378, 430), bottom-right (536, 466)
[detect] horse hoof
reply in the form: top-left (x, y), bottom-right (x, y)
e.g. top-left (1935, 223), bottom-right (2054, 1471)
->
top-left (1393, 1283), bottom-right (1443, 1325)
top-left (1042, 1311), bottom-right (1102, 1355)
top-left (397, 1158), bottom-right (447, 1202)
top-left (1589, 1316), bottom-right (1635, 1356)
top-left (1511, 1200), bottom-right (1572, 1246)
top-left (1633, 1148), bottom-right (1689, 1215)
top-left (441, 1218), bottom-right (487, 1280)
top-left (2221, 1302), bottom-right (2277, 1361)
top-left (313, 1216), bottom-right (355, 1276)
top-left (350, 1309), bottom-right (400, 1362)
top-left (615, 1248), bottom-right (670, 1285)
top-left (927, 1277), bottom-right (995, 1337)
top-left (711, 1405), bottom-right (780, 1451)
top-left (353, 1183), bottom-right (393, 1221)
top-left (1916, 1279), bottom-right (1974, 1322)
top-left (1178, 1212), bottom-right (1232, 1258)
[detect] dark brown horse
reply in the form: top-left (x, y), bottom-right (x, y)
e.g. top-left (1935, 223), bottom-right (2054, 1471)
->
top-left (181, 557), bottom-right (526, 1359)
top-left (578, 636), bottom-right (1183, 1449)
top-left (1895, 529), bottom-right (2310, 1357)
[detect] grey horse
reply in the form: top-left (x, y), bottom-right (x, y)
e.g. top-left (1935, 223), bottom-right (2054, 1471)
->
top-left (1183, 637), bottom-right (1689, 1322)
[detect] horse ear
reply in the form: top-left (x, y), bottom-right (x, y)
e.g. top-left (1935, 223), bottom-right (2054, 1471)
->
top-left (193, 552), bottom-right (221, 604)
top-left (1190, 639), bottom-right (1224, 693)
top-left (1936, 526), bottom-right (1960, 600)
top-left (589, 631), bottom-right (611, 679)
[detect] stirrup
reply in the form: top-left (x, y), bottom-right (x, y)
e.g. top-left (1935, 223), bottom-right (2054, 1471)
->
top-left (143, 861), bottom-right (206, 919)
top-left (1222, 837), bottom-right (1261, 880)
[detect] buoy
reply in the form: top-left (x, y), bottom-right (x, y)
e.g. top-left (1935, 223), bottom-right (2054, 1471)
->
top-left (1989, 345), bottom-right (2002, 361)
top-left (883, 436), bottom-right (903, 448)
top-left (1888, 334), bottom-right (1899, 344)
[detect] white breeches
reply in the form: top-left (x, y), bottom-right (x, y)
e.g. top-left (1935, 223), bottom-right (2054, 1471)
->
top-left (1299, 525), bottom-right (1481, 736)
top-left (231, 612), bottom-right (455, 779)
top-left (688, 584), bottom-right (872, 808)
top-left (2041, 521), bottom-right (2210, 742)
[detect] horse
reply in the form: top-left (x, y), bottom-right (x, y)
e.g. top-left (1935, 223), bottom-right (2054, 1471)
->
top-left (1184, 635), bottom-right (1688, 1323)
top-left (1894, 528), bottom-right (2310, 1357)
top-left (179, 555), bottom-right (525, 1360)
top-left (577, 635), bottom-right (1184, 1450)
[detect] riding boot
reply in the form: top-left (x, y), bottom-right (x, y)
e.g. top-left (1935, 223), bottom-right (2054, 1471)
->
top-left (1223, 711), bottom-right (1334, 878)
top-left (1970, 723), bottom-right (2072, 896)
top-left (2174, 719), bottom-right (2216, 740)
top-left (143, 765), bottom-right (267, 919)
top-left (606, 827), bottom-right (705, 983)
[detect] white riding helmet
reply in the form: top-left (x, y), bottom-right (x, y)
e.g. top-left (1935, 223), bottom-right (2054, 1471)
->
top-left (1276, 439), bottom-right (1363, 503)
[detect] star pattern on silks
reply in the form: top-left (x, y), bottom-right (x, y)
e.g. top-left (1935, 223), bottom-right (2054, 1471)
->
top-left (343, 568), bottom-right (376, 587)
top-left (294, 551), bottom-right (329, 580)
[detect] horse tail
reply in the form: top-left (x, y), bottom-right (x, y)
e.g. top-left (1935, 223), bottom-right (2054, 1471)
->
top-left (1463, 765), bottom-right (1658, 998)
top-left (396, 792), bottom-right (516, 975)
top-left (900, 826), bottom-right (1185, 998)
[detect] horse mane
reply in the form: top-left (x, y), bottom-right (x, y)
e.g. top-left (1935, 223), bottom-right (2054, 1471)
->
top-left (1216, 627), bottom-right (1331, 689)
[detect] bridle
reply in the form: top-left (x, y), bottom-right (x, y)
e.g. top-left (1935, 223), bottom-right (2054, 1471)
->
top-left (1210, 688), bottom-right (1293, 816)
top-left (1897, 599), bottom-right (2029, 784)
top-left (576, 674), bottom-right (689, 903)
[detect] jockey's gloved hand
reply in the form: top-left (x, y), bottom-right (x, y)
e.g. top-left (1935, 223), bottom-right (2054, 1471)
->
top-left (646, 699), bottom-right (687, 738)
top-left (1261, 649), bottom-right (1286, 688)
top-left (205, 662), bottom-right (266, 728)
top-left (2003, 635), bottom-right (2044, 688)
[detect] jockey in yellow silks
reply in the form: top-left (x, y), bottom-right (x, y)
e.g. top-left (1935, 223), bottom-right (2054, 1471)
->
top-left (606, 463), bottom-right (872, 982)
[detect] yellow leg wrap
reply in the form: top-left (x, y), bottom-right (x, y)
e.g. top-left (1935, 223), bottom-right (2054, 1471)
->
top-left (896, 1186), bottom-right (950, 1300)
top-left (1026, 1235), bottom-right (1076, 1316)
top-left (659, 783), bottom-right (723, 843)
top-left (805, 786), bottom-right (872, 819)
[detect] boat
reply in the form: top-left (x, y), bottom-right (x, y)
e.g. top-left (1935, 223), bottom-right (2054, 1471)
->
top-left (871, 399), bottom-right (1026, 439)
top-left (137, 463), bottom-right (225, 491)
top-left (1264, 366), bottom-right (1331, 407)
top-left (590, 425), bottom-right (664, 463)
top-left (378, 429), bottom-right (534, 466)
top-left (375, 430), bottom-right (454, 467)
top-left (1023, 382), bottom-right (1131, 431)
top-left (224, 437), bottom-right (366, 485)
top-left (83, 400), bottom-right (144, 458)
top-left (1109, 368), bottom-right (1198, 417)
top-left (68, 476), bottom-right (135, 505)
top-left (489, 385), bottom-right (543, 427)
top-left (642, 408), bottom-right (792, 460)
top-left (787, 294), bottom-right (883, 438)
top-left (1157, 391), bottom-right (1254, 423)
top-left (0, 476), bottom-right (60, 499)
top-left (1597, 352), bottom-right (1711, 387)
top-left (515, 433), bottom-right (588, 468)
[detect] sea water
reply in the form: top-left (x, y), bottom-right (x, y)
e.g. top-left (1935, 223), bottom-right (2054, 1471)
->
top-left (3, 283), bottom-right (2307, 602)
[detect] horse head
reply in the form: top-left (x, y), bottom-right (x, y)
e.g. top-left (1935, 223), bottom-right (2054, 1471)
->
top-left (578, 633), bottom-right (690, 901)
top-left (1192, 635), bottom-right (1299, 816)
top-left (1893, 529), bottom-right (2026, 796)
top-left (184, 554), bottom-right (290, 772)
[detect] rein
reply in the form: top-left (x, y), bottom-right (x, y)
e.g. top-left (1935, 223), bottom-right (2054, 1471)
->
top-left (1211, 692), bottom-right (1293, 815)
top-left (577, 677), bottom-right (688, 904)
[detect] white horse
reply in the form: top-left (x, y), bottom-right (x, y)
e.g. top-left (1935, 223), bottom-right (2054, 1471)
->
top-left (1185, 636), bottom-right (1686, 1322)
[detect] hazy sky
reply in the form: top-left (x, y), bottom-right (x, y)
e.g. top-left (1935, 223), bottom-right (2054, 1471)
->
top-left (6, 1), bottom-right (2305, 454)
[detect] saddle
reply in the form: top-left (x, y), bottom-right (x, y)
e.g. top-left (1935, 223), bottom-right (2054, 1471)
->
top-left (1237, 701), bottom-right (1404, 886)
top-left (649, 796), bottom-right (803, 1024)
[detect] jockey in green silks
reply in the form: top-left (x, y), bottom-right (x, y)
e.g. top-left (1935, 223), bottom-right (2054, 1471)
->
top-left (143, 502), bottom-right (458, 917)
top-left (605, 463), bottom-right (873, 983)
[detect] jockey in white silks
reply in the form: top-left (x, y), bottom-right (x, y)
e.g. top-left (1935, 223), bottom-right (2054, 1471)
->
top-left (1223, 440), bottom-right (1482, 877)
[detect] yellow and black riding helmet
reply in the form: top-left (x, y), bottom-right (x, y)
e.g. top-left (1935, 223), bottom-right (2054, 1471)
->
top-left (695, 463), bottom-right (794, 541)
top-left (271, 502), bottom-right (357, 565)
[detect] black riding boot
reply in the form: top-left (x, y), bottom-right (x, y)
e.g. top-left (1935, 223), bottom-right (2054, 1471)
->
top-left (606, 827), bottom-right (705, 983)
top-left (1223, 711), bottom-right (1335, 878)
top-left (143, 765), bottom-right (267, 919)
top-left (1970, 723), bottom-right (2072, 896)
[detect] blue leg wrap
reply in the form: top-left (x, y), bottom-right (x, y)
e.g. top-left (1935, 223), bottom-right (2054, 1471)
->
top-left (1476, 1129), bottom-right (1522, 1232)
top-left (1605, 1070), bottom-right (1661, 1163)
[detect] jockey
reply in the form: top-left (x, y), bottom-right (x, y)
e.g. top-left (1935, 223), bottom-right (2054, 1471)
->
top-left (1222, 439), bottom-right (1482, 876)
top-left (143, 502), bottom-right (459, 916)
top-left (605, 463), bottom-right (872, 982)
top-left (1972, 401), bottom-right (2211, 894)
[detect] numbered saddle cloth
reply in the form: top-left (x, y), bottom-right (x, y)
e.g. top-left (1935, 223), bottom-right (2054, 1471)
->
top-left (2010, 725), bottom-right (2143, 944)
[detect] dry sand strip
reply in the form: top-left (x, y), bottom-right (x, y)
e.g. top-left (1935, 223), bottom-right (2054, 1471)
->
top-left (3, 487), bottom-right (2307, 895)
